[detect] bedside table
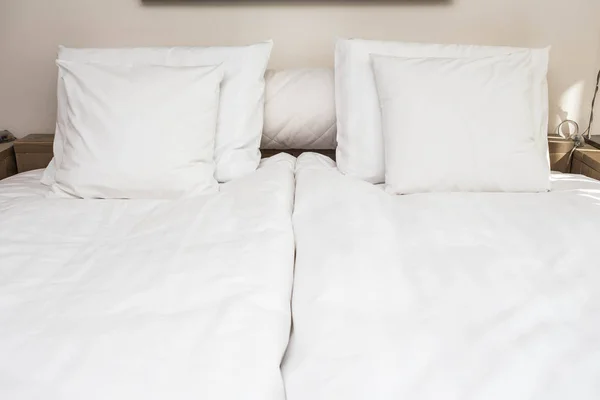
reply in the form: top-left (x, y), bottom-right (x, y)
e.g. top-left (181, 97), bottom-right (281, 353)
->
top-left (0, 141), bottom-right (18, 180)
top-left (14, 134), bottom-right (54, 173)
top-left (547, 134), bottom-right (574, 173)
top-left (572, 145), bottom-right (600, 180)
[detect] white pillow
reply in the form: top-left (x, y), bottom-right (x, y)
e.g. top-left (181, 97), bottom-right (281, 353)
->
top-left (262, 68), bottom-right (337, 150)
top-left (52, 61), bottom-right (223, 199)
top-left (335, 38), bottom-right (550, 184)
top-left (371, 53), bottom-right (551, 194)
top-left (43, 41), bottom-right (273, 185)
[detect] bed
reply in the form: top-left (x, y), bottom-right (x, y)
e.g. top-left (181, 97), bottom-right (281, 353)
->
top-left (283, 152), bottom-right (600, 400)
top-left (0, 154), bottom-right (296, 400)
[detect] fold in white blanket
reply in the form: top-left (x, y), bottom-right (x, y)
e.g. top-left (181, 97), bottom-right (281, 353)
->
top-left (283, 152), bottom-right (600, 400)
top-left (0, 154), bottom-right (296, 400)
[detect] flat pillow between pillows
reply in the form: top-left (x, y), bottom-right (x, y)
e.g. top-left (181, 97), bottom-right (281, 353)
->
top-left (371, 52), bottom-right (550, 194)
top-left (52, 61), bottom-right (223, 199)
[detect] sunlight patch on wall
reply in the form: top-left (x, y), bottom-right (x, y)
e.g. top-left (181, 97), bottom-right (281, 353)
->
top-left (558, 80), bottom-right (585, 132)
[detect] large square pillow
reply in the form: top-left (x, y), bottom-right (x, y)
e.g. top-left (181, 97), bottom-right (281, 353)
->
top-left (52, 61), bottom-right (223, 199)
top-left (43, 41), bottom-right (272, 185)
top-left (371, 52), bottom-right (550, 194)
top-left (335, 38), bottom-right (550, 184)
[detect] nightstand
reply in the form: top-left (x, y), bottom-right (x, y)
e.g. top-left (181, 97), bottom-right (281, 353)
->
top-left (0, 142), bottom-right (17, 180)
top-left (572, 145), bottom-right (600, 180)
top-left (14, 134), bottom-right (54, 173)
top-left (547, 134), bottom-right (574, 173)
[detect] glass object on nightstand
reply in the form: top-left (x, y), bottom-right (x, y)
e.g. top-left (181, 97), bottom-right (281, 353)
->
top-left (0, 130), bottom-right (16, 144)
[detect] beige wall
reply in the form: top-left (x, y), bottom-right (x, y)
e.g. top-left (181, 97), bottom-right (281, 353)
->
top-left (1, 0), bottom-right (599, 138)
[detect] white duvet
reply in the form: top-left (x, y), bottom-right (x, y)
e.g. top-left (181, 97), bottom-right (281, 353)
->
top-left (283, 153), bottom-right (600, 400)
top-left (0, 154), bottom-right (296, 400)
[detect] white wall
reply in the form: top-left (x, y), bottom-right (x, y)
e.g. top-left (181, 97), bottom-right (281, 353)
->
top-left (1, 0), bottom-right (599, 137)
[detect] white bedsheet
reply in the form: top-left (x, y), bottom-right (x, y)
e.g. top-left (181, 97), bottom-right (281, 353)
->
top-left (0, 154), bottom-right (296, 400)
top-left (283, 152), bottom-right (600, 400)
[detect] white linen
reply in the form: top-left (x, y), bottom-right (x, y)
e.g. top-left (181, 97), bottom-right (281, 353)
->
top-left (0, 154), bottom-right (296, 400)
top-left (334, 39), bottom-right (550, 184)
top-left (43, 42), bottom-right (273, 184)
top-left (371, 53), bottom-right (550, 193)
top-left (283, 152), bottom-right (600, 400)
top-left (262, 68), bottom-right (336, 150)
top-left (53, 61), bottom-right (222, 199)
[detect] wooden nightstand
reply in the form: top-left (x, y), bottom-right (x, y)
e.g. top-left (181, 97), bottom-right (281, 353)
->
top-left (547, 134), bottom-right (575, 173)
top-left (546, 135), bottom-right (600, 180)
top-left (14, 134), bottom-right (54, 173)
top-left (0, 141), bottom-right (18, 180)
top-left (572, 145), bottom-right (600, 180)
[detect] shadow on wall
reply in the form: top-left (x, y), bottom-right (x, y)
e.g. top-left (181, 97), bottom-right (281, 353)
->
top-left (553, 77), bottom-right (596, 135)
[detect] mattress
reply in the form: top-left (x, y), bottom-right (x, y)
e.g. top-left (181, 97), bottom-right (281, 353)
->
top-left (283, 152), bottom-right (600, 400)
top-left (0, 154), bottom-right (296, 400)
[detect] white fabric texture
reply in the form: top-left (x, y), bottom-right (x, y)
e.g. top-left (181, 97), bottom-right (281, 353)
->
top-left (372, 53), bottom-right (550, 193)
top-left (52, 61), bottom-right (222, 199)
top-left (335, 38), bottom-right (550, 183)
top-left (262, 68), bottom-right (336, 150)
top-left (43, 42), bottom-right (273, 184)
top-left (283, 152), bottom-right (600, 400)
top-left (0, 153), bottom-right (296, 400)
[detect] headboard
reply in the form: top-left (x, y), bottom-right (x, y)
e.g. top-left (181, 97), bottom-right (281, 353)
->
top-left (260, 68), bottom-right (336, 159)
